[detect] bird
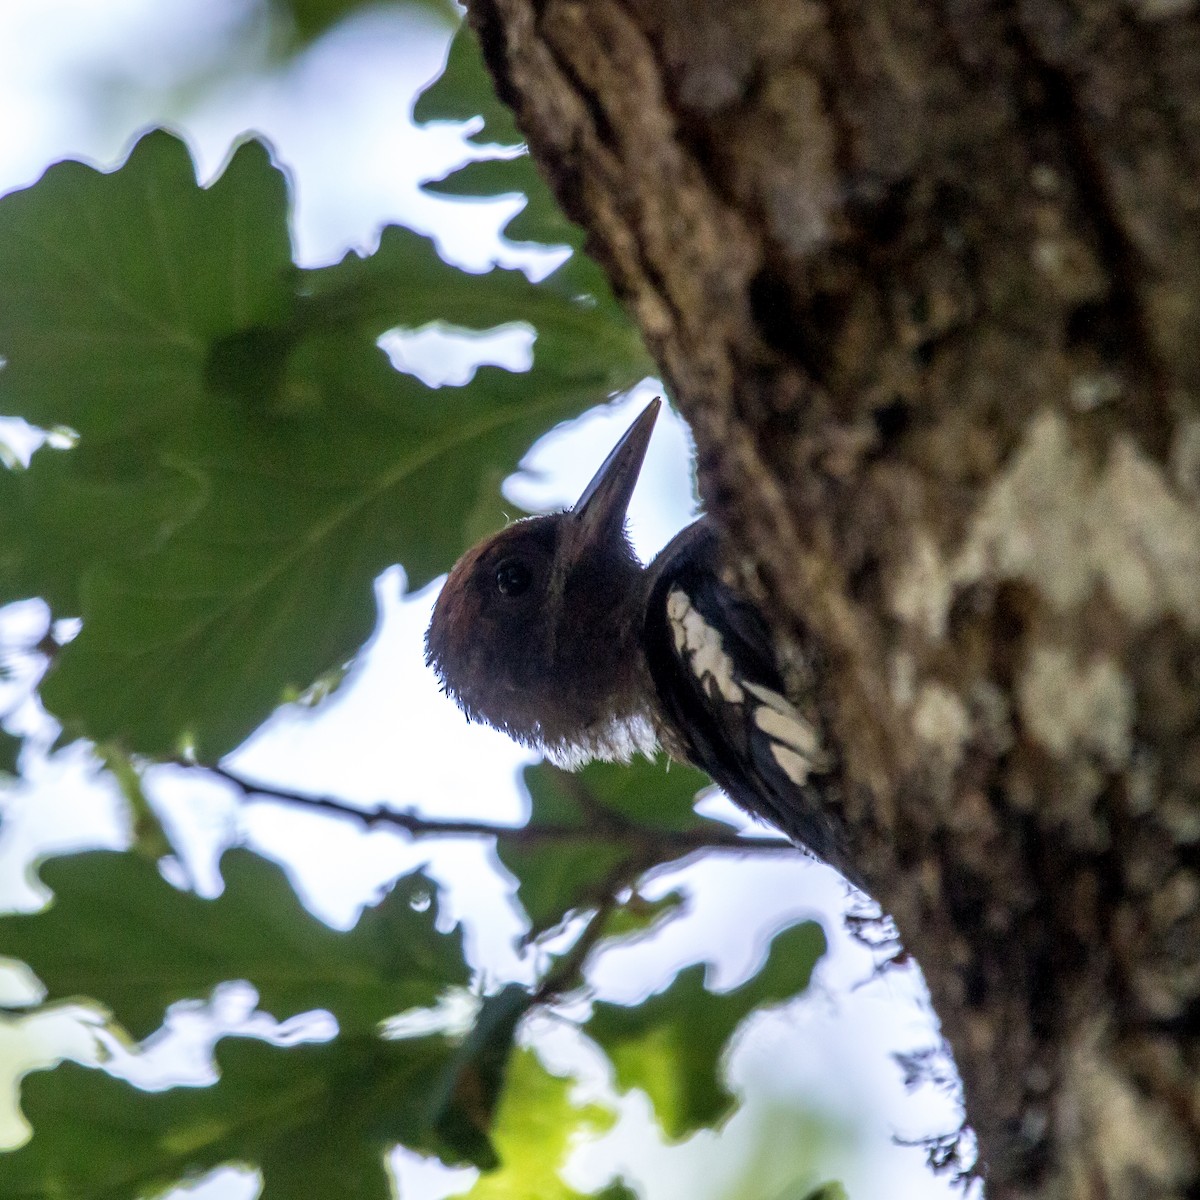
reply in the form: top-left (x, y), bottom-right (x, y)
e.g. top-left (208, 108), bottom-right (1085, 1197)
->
top-left (425, 397), bottom-right (861, 887)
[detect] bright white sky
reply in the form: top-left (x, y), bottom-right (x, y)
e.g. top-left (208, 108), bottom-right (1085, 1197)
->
top-left (0, 4), bottom-right (961, 1198)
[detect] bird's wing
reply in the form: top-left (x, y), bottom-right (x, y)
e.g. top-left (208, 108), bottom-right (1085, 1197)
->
top-left (644, 521), bottom-right (862, 888)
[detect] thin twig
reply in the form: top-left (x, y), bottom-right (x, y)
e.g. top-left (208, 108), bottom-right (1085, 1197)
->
top-left (534, 891), bottom-right (622, 1002)
top-left (186, 761), bottom-right (798, 855)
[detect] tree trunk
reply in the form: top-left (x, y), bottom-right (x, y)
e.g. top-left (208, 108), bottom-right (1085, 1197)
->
top-left (463, 0), bottom-right (1200, 1195)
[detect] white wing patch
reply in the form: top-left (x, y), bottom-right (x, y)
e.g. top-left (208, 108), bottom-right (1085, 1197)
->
top-left (666, 588), bottom-right (827, 787)
top-left (744, 682), bottom-right (825, 783)
top-left (769, 744), bottom-right (813, 786)
top-left (744, 683), bottom-right (821, 756)
top-left (666, 587), bottom-right (745, 703)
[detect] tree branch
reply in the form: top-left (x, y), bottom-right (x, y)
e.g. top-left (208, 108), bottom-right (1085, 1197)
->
top-left (534, 891), bottom-right (622, 1002)
top-left (189, 761), bottom-right (799, 855)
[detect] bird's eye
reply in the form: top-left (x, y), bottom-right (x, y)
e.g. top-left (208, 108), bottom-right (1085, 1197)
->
top-left (494, 558), bottom-right (532, 597)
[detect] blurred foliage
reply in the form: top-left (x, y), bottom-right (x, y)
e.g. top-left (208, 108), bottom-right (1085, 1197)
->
top-left (429, 984), bottom-right (535, 1171)
top-left (502, 758), bottom-right (716, 939)
top-left (705, 1101), bottom-right (851, 1200)
top-left (0, 728), bottom-right (18, 776)
top-left (0, 851), bottom-right (467, 1040)
top-left (0, 128), bottom-right (647, 758)
top-left (269, 0), bottom-right (459, 49)
top-left (3, 1035), bottom-right (466, 1200)
top-left (0, 16), bottom-right (835, 1200)
top-left (448, 1046), bottom-right (616, 1200)
top-left (586, 922), bottom-right (825, 1141)
top-left (414, 15), bottom-right (522, 146)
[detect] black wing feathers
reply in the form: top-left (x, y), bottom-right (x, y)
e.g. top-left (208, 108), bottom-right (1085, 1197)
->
top-left (643, 521), bottom-right (861, 888)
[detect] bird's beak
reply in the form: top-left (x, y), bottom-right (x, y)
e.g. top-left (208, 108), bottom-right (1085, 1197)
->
top-left (571, 397), bottom-right (661, 549)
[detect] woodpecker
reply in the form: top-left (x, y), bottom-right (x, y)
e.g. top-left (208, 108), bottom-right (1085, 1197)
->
top-left (425, 398), bottom-right (861, 887)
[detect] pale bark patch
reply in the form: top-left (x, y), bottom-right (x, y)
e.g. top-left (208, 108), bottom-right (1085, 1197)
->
top-left (912, 681), bottom-right (972, 772)
top-left (1172, 416), bottom-right (1200, 499)
top-left (1061, 1019), bottom-right (1198, 1198)
top-left (893, 410), bottom-right (1200, 637)
top-left (1017, 648), bottom-right (1134, 769)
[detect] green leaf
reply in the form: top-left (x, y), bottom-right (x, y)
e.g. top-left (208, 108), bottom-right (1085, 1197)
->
top-left (423, 153), bottom-right (581, 254)
top-left (592, 1183), bottom-right (641, 1200)
top-left (413, 23), bottom-right (521, 146)
top-left (0, 446), bottom-right (205, 617)
top-left (0, 849), bottom-right (468, 1040)
top-left (0, 728), bottom-right (20, 777)
top-left (0, 132), bottom-right (293, 444)
top-left (34, 366), bottom-right (573, 756)
top-left (0, 1008), bottom-right (611, 1200)
top-left (299, 223), bottom-right (642, 379)
top-left (448, 1048), bottom-right (615, 1200)
top-left (421, 157), bottom-right (529, 200)
top-left (0, 1033), bottom-right (457, 1200)
top-left (430, 984), bottom-right (532, 1169)
top-left (499, 758), bottom-right (715, 939)
top-left (803, 1184), bottom-right (849, 1200)
top-left (597, 889), bottom-right (687, 947)
top-left (416, 29), bottom-right (632, 343)
top-left (0, 129), bottom-right (649, 757)
top-left (584, 921), bottom-right (826, 1140)
top-left (414, 20), bottom-right (625, 303)
top-left (269, 0), bottom-right (458, 48)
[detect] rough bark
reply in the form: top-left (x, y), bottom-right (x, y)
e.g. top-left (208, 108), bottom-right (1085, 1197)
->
top-left (462, 0), bottom-right (1200, 1196)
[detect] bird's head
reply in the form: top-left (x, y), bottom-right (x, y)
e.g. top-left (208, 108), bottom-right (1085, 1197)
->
top-left (425, 398), bottom-right (662, 766)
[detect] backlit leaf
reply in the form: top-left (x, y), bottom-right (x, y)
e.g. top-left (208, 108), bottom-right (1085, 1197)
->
top-left (448, 1048), bottom-right (615, 1200)
top-left (585, 921), bottom-right (826, 1139)
top-left (412, 23), bottom-right (521, 146)
top-left (500, 757), bottom-right (714, 938)
top-left (0, 1034), bottom-right (456, 1200)
top-left (0, 849), bottom-right (467, 1039)
top-left (0, 129), bottom-right (648, 756)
